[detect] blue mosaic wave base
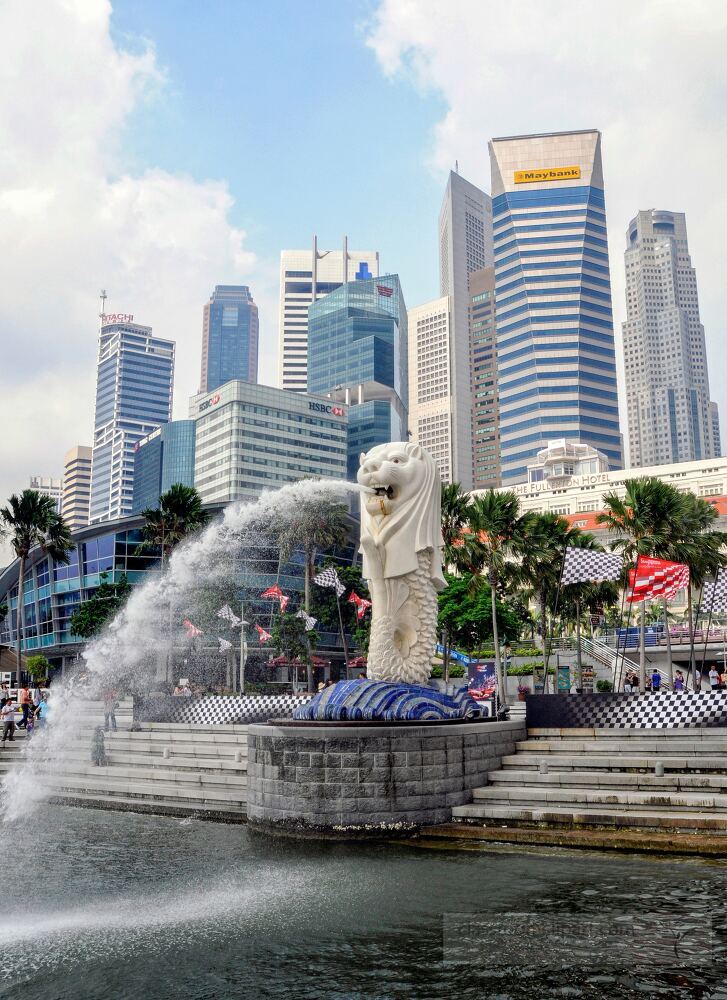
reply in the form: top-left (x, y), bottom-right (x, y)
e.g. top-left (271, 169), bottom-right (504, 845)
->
top-left (293, 679), bottom-right (482, 722)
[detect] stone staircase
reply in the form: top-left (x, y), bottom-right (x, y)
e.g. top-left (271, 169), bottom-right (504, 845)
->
top-left (452, 727), bottom-right (727, 834)
top-left (43, 721), bottom-right (248, 821)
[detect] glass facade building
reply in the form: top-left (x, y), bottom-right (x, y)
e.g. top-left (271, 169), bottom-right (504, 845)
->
top-left (190, 381), bottom-right (348, 504)
top-left (90, 321), bottom-right (175, 523)
top-left (489, 130), bottom-right (623, 484)
top-left (307, 275), bottom-right (408, 480)
top-left (132, 420), bottom-right (196, 513)
top-left (468, 267), bottom-right (500, 489)
top-left (200, 285), bottom-right (259, 394)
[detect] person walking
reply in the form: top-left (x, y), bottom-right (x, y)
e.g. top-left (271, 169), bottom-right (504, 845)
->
top-left (651, 668), bottom-right (662, 693)
top-left (102, 687), bottom-right (118, 733)
top-left (17, 685), bottom-right (31, 729)
top-left (1, 700), bottom-right (16, 745)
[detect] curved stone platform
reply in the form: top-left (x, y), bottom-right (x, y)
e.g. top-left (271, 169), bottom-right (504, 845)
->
top-left (293, 678), bottom-right (481, 722)
top-left (246, 718), bottom-right (524, 838)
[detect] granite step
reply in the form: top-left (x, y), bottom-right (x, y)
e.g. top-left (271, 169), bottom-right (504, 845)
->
top-left (488, 769), bottom-right (727, 791)
top-left (451, 802), bottom-right (727, 832)
top-left (48, 789), bottom-right (247, 818)
top-left (41, 773), bottom-right (247, 805)
top-left (101, 738), bottom-right (247, 759)
top-left (48, 761), bottom-right (248, 788)
top-left (471, 784), bottom-right (727, 811)
top-left (515, 738), bottom-right (727, 755)
top-left (500, 753), bottom-right (727, 773)
top-left (527, 727), bottom-right (727, 740)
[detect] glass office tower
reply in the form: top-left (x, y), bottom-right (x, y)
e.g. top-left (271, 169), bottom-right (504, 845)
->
top-left (132, 419), bottom-right (196, 513)
top-left (489, 130), bottom-right (623, 484)
top-left (308, 275), bottom-right (408, 480)
top-left (200, 285), bottom-right (259, 393)
top-left (90, 320), bottom-right (175, 523)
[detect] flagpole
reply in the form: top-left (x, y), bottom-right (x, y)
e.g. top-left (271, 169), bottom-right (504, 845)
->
top-left (637, 557), bottom-right (647, 693)
top-left (689, 587), bottom-right (704, 692)
top-left (239, 599), bottom-right (246, 695)
top-left (544, 544), bottom-right (569, 695)
top-left (612, 576), bottom-right (630, 691)
top-left (619, 562), bottom-right (638, 692)
top-left (700, 581), bottom-right (716, 691)
top-left (336, 593), bottom-right (350, 678)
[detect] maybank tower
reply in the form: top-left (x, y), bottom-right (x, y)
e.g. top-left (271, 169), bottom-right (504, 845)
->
top-left (489, 130), bottom-right (623, 485)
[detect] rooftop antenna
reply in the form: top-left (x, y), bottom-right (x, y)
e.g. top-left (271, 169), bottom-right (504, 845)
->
top-left (99, 289), bottom-right (107, 326)
top-left (455, 159), bottom-right (459, 174)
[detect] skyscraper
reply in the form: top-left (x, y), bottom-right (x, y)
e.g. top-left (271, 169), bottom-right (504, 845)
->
top-left (623, 209), bottom-right (720, 467)
top-left (90, 319), bottom-right (175, 524)
top-left (407, 296), bottom-right (454, 483)
top-left (438, 171), bottom-right (493, 490)
top-left (131, 420), bottom-right (196, 513)
top-left (489, 130), bottom-right (623, 484)
top-left (468, 267), bottom-right (500, 489)
top-left (308, 275), bottom-right (408, 480)
top-left (29, 476), bottom-right (62, 512)
top-left (199, 285), bottom-right (259, 393)
top-left (61, 446), bottom-right (92, 530)
top-left (278, 238), bottom-right (379, 392)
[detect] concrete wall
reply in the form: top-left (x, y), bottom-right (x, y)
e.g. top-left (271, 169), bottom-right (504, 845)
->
top-left (246, 718), bottom-right (525, 838)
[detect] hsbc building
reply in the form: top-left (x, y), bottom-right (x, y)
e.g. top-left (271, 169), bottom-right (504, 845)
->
top-left (189, 380), bottom-right (348, 504)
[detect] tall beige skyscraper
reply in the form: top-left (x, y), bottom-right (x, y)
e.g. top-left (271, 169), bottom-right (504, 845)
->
top-left (438, 170), bottom-right (493, 490)
top-left (468, 266), bottom-right (499, 489)
top-left (623, 209), bottom-right (720, 466)
top-left (277, 238), bottom-right (379, 392)
top-left (407, 296), bottom-right (454, 483)
top-left (61, 446), bottom-right (92, 531)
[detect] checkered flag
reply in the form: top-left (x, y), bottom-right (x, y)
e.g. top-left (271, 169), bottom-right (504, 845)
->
top-left (313, 566), bottom-right (345, 597)
top-left (217, 604), bottom-right (242, 628)
top-left (702, 568), bottom-right (727, 612)
top-left (295, 609), bottom-right (317, 631)
top-left (561, 548), bottom-right (623, 586)
top-left (218, 637), bottom-right (233, 653)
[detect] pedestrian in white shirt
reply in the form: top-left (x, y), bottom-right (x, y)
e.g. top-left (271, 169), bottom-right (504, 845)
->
top-left (1, 701), bottom-right (16, 744)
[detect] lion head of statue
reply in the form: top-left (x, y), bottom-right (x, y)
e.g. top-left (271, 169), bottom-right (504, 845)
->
top-left (357, 441), bottom-right (445, 589)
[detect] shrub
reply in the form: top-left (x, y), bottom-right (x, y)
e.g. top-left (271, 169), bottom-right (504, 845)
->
top-left (596, 679), bottom-right (614, 693)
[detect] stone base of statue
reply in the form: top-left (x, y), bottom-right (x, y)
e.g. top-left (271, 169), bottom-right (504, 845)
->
top-left (245, 679), bottom-right (523, 839)
top-left (292, 678), bottom-right (481, 722)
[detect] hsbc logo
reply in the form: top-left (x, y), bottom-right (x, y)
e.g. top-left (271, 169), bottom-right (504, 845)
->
top-left (198, 393), bottom-right (221, 413)
top-left (309, 402), bottom-right (346, 417)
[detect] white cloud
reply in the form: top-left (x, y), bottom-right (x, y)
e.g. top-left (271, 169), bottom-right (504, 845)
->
top-left (0, 0), bottom-right (276, 563)
top-left (366, 0), bottom-right (727, 462)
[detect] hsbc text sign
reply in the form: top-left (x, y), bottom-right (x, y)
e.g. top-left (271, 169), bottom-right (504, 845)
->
top-left (309, 402), bottom-right (346, 417)
top-left (198, 393), bottom-right (221, 413)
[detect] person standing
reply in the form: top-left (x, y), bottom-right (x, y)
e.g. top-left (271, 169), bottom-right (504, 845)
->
top-left (17, 685), bottom-right (31, 729)
top-left (102, 687), bottom-right (118, 733)
top-left (674, 670), bottom-right (685, 692)
top-left (1, 700), bottom-right (16, 744)
top-left (0, 683), bottom-right (10, 709)
top-left (651, 668), bottom-right (661, 693)
top-left (709, 665), bottom-right (720, 692)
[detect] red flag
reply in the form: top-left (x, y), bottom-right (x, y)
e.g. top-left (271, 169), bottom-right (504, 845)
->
top-left (626, 556), bottom-right (690, 604)
top-left (348, 591), bottom-right (372, 620)
top-left (261, 584), bottom-right (289, 613)
top-left (255, 624), bottom-right (272, 643)
top-left (182, 619), bottom-right (203, 638)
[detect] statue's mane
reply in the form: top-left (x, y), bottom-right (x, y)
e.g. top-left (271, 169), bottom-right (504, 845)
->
top-left (359, 442), bottom-right (445, 588)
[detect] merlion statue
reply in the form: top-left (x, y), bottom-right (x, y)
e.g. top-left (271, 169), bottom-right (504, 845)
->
top-left (357, 441), bottom-right (446, 685)
top-left (294, 441), bottom-right (481, 721)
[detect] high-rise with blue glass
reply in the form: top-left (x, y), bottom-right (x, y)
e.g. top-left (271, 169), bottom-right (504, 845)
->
top-left (489, 130), bottom-right (623, 484)
top-left (307, 275), bottom-right (408, 480)
top-left (90, 320), bottom-right (175, 523)
top-left (131, 419), bottom-right (196, 513)
top-left (200, 285), bottom-right (259, 393)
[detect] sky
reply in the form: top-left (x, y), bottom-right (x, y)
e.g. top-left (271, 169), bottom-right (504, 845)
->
top-left (1, 0), bottom-right (726, 562)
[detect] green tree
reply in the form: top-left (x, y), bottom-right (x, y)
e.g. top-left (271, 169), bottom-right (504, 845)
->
top-left (308, 561), bottom-right (371, 657)
top-left (69, 573), bottom-right (132, 639)
top-left (274, 498), bottom-right (349, 691)
top-left (440, 482), bottom-right (472, 571)
top-left (597, 477), bottom-right (690, 689)
top-left (437, 574), bottom-right (522, 654)
top-left (270, 611), bottom-right (317, 689)
top-left (25, 654), bottom-right (51, 683)
top-left (459, 490), bottom-right (531, 705)
top-left (0, 490), bottom-right (73, 685)
top-left (136, 483), bottom-right (211, 566)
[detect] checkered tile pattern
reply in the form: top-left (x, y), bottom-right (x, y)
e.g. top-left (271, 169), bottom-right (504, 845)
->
top-left (527, 691), bottom-right (727, 729)
top-left (702, 569), bottom-right (727, 613)
top-left (170, 694), bottom-right (312, 725)
top-left (561, 548), bottom-right (623, 586)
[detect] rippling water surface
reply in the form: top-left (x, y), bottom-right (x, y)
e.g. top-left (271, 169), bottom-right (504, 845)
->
top-left (2, 806), bottom-right (727, 999)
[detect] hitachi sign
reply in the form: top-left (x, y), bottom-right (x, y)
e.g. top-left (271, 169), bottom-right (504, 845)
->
top-left (101, 313), bottom-right (135, 324)
top-left (309, 402), bottom-right (346, 417)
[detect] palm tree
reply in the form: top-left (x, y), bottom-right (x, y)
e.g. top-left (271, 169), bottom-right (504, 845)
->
top-left (597, 477), bottom-right (689, 689)
top-left (0, 490), bottom-right (73, 685)
top-left (462, 490), bottom-right (531, 706)
top-left (440, 483), bottom-right (471, 571)
top-left (136, 483), bottom-right (211, 566)
top-left (275, 498), bottom-right (349, 691)
top-left (519, 513), bottom-right (592, 690)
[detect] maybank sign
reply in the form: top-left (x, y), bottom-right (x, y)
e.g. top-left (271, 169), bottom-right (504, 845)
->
top-left (514, 166), bottom-right (581, 185)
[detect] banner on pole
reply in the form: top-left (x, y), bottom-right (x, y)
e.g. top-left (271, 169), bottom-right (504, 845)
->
top-left (467, 661), bottom-right (496, 699)
top-left (627, 556), bottom-right (690, 603)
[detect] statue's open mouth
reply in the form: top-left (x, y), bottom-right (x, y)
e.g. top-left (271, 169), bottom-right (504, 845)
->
top-left (371, 484), bottom-right (396, 499)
